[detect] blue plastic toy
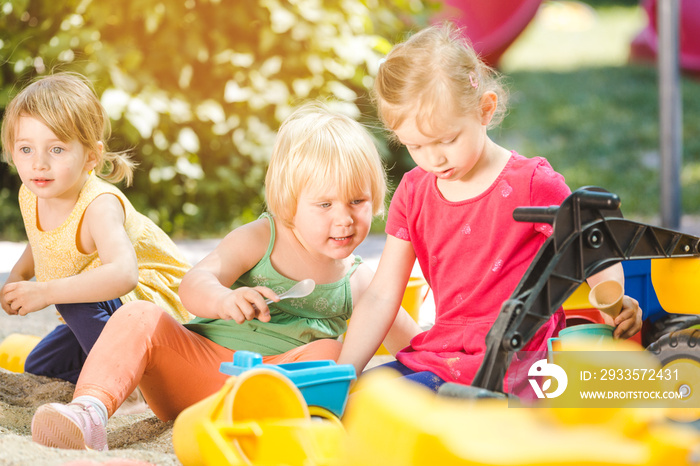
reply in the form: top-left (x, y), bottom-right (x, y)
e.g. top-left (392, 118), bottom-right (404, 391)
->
top-left (220, 351), bottom-right (356, 418)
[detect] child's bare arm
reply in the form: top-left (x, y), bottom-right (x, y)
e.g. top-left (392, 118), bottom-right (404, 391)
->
top-left (382, 308), bottom-right (422, 355)
top-left (179, 219), bottom-right (279, 322)
top-left (4, 194), bottom-right (140, 316)
top-left (339, 236), bottom-right (417, 375)
top-left (1, 243), bottom-right (35, 315)
top-left (348, 262), bottom-right (422, 355)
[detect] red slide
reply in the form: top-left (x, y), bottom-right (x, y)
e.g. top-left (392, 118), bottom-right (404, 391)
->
top-left (631, 0), bottom-right (700, 74)
top-left (433, 0), bottom-right (543, 67)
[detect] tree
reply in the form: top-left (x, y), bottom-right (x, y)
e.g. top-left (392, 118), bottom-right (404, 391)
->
top-left (0, 0), bottom-right (435, 239)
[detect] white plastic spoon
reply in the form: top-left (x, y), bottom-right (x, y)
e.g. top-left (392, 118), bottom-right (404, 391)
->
top-left (265, 278), bottom-right (316, 305)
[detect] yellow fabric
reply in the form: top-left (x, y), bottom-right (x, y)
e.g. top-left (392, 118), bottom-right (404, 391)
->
top-left (19, 173), bottom-right (193, 323)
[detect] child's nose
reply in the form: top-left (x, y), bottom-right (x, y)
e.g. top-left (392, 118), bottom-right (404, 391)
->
top-left (32, 152), bottom-right (50, 169)
top-left (335, 207), bottom-right (354, 226)
top-left (426, 146), bottom-right (446, 167)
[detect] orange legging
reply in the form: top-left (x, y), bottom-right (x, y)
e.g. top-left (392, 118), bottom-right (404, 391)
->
top-left (74, 301), bottom-right (343, 421)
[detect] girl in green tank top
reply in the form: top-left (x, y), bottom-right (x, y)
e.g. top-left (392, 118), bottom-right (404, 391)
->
top-left (184, 212), bottom-right (364, 355)
top-left (180, 104), bottom-right (422, 356)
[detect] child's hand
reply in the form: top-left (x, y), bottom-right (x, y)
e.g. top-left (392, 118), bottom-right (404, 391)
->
top-left (0, 284), bottom-right (12, 315)
top-left (216, 286), bottom-right (279, 323)
top-left (611, 295), bottom-right (642, 340)
top-left (1, 280), bottom-right (49, 316)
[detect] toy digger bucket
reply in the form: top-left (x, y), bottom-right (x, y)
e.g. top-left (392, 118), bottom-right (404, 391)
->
top-left (172, 368), bottom-right (343, 466)
top-left (0, 333), bottom-right (41, 373)
top-left (651, 257), bottom-right (700, 314)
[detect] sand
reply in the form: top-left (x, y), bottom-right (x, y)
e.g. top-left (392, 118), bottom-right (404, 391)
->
top-left (0, 239), bottom-right (203, 465)
top-left (0, 368), bottom-right (180, 466)
top-left (0, 305), bottom-right (181, 466)
top-left (0, 240), bottom-right (192, 465)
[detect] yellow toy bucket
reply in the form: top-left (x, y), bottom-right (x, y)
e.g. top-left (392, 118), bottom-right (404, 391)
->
top-left (401, 276), bottom-right (429, 322)
top-left (375, 276), bottom-right (428, 355)
top-left (173, 368), bottom-right (343, 466)
top-left (0, 333), bottom-right (41, 373)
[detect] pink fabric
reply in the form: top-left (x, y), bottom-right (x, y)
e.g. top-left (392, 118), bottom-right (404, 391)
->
top-left (386, 152), bottom-right (570, 385)
top-left (74, 302), bottom-right (342, 421)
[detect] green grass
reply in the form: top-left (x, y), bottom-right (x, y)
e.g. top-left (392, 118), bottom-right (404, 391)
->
top-left (490, 2), bottom-right (700, 219)
top-left (500, 4), bottom-right (648, 72)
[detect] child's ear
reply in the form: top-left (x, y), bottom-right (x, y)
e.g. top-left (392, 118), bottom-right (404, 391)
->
top-left (85, 141), bottom-right (102, 172)
top-left (479, 91), bottom-right (498, 126)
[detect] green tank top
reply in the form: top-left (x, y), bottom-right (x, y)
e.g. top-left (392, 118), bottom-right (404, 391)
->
top-left (185, 213), bottom-right (362, 355)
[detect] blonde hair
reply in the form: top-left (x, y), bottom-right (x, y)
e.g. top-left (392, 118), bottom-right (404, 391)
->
top-left (374, 22), bottom-right (508, 138)
top-left (265, 103), bottom-right (387, 227)
top-left (1, 72), bottom-right (135, 185)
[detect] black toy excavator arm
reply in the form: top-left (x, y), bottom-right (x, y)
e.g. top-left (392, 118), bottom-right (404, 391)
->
top-left (470, 187), bottom-right (700, 393)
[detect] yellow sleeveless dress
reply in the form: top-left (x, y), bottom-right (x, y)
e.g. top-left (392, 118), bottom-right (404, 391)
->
top-left (19, 173), bottom-right (193, 323)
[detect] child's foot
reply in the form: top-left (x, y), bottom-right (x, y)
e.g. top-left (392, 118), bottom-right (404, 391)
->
top-left (31, 402), bottom-right (108, 451)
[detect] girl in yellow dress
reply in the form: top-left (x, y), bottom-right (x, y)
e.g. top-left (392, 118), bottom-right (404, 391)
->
top-left (0, 72), bottom-right (191, 383)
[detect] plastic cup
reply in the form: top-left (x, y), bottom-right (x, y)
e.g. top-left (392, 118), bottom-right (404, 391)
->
top-left (548, 323), bottom-right (615, 352)
top-left (588, 280), bottom-right (624, 318)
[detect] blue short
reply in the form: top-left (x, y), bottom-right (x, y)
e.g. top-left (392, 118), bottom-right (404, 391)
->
top-left (365, 359), bottom-right (445, 391)
top-left (24, 298), bottom-right (122, 383)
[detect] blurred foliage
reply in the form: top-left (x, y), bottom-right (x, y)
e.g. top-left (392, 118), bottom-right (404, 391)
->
top-left (0, 0), bottom-right (436, 240)
top-left (3, 0), bottom-right (697, 242)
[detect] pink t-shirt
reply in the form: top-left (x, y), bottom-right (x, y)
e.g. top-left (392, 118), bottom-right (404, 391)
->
top-left (385, 152), bottom-right (571, 385)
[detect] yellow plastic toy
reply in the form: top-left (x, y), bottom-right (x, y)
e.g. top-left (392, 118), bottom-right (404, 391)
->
top-left (173, 368), bottom-right (344, 466)
top-left (562, 281), bottom-right (593, 311)
top-left (375, 276), bottom-right (428, 355)
top-left (341, 368), bottom-right (700, 466)
top-left (0, 333), bottom-right (41, 373)
top-left (401, 276), bottom-right (429, 322)
top-left (646, 257), bottom-right (700, 422)
top-left (650, 257), bottom-right (700, 315)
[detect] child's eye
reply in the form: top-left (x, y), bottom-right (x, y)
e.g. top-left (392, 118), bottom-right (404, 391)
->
top-left (50, 147), bottom-right (64, 154)
top-left (318, 202), bottom-right (332, 208)
top-left (19, 146), bottom-right (32, 154)
top-left (441, 136), bottom-right (457, 145)
top-left (351, 199), bottom-right (366, 205)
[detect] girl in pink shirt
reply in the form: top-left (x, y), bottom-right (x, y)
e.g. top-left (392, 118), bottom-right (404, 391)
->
top-left (338, 23), bottom-right (643, 390)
